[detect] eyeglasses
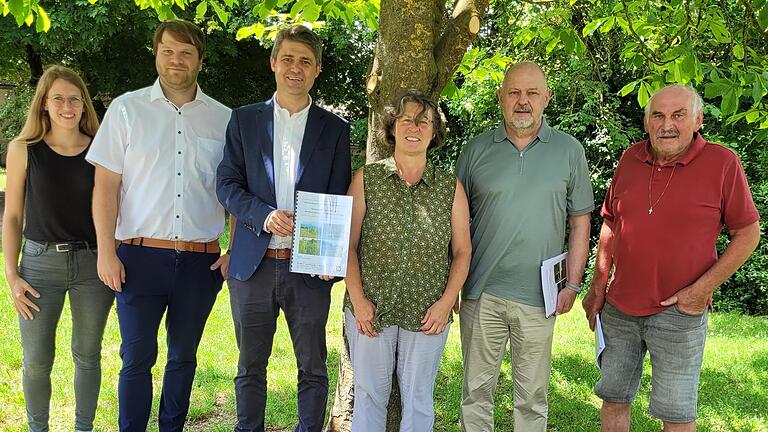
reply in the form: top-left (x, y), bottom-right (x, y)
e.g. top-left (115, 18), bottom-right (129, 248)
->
top-left (48, 95), bottom-right (85, 108)
top-left (397, 117), bottom-right (433, 129)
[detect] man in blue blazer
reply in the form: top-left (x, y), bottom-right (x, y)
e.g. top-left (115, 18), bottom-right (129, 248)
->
top-left (216, 26), bottom-right (351, 432)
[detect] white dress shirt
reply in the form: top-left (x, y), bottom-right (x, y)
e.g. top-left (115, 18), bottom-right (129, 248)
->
top-left (86, 79), bottom-right (231, 242)
top-left (267, 94), bottom-right (311, 249)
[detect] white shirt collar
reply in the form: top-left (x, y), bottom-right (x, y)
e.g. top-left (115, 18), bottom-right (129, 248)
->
top-left (150, 78), bottom-right (209, 106)
top-left (273, 92), bottom-right (312, 117)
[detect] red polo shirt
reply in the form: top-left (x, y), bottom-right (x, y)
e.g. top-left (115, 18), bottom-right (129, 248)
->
top-left (601, 133), bottom-right (760, 316)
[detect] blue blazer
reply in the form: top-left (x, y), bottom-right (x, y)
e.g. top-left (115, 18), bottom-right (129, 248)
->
top-left (216, 98), bottom-right (352, 285)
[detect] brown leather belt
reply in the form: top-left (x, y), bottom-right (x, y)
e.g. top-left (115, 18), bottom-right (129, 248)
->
top-left (121, 237), bottom-right (220, 253)
top-left (265, 248), bottom-right (292, 260)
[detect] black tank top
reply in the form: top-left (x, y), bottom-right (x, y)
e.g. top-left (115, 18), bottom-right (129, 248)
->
top-left (24, 140), bottom-right (97, 243)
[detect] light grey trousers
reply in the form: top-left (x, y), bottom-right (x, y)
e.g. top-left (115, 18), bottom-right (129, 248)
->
top-left (344, 308), bottom-right (449, 432)
top-left (18, 240), bottom-right (114, 432)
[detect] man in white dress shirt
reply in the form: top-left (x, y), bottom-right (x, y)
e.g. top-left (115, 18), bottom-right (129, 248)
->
top-left (87, 19), bottom-right (231, 432)
top-left (216, 25), bottom-right (351, 432)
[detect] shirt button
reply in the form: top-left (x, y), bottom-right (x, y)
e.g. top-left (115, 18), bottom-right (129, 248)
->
top-left (178, 172), bottom-right (181, 176)
top-left (178, 131), bottom-right (182, 134)
top-left (176, 215), bottom-right (180, 218)
top-left (178, 151), bottom-right (182, 155)
top-left (177, 194), bottom-right (181, 197)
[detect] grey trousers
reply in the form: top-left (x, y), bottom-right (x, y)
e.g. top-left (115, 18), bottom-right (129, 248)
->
top-left (17, 240), bottom-right (114, 432)
top-left (345, 309), bottom-right (449, 432)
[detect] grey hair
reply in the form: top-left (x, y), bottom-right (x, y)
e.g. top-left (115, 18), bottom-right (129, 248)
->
top-left (644, 84), bottom-right (704, 119)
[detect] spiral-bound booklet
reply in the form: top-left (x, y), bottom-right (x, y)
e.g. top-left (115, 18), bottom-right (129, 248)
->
top-left (289, 191), bottom-right (353, 277)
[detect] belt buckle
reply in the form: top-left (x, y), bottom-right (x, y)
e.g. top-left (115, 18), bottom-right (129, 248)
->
top-left (55, 243), bottom-right (71, 252)
top-left (173, 240), bottom-right (182, 253)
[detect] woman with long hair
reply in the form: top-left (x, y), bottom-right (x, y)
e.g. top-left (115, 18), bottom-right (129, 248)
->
top-left (2, 65), bottom-right (114, 432)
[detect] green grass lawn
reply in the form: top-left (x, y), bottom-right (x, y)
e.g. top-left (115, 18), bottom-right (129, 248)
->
top-left (1, 255), bottom-right (767, 431)
top-left (0, 167), bottom-right (6, 190)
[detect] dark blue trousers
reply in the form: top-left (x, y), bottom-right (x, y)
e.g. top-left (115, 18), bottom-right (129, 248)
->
top-left (115, 244), bottom-right (223, 432)
top-left (229, 258), bottom-right (332, 432)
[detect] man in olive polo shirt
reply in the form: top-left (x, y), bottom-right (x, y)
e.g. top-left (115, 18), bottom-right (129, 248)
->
top-left (456, 61), bottom-right (593, 431)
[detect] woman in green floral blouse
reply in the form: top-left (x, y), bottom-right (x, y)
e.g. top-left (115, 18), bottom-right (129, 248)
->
top-left (344, 89), bottom-right (472, 431)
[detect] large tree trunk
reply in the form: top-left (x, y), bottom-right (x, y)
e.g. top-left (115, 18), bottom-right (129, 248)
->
top-left (327, 1), bottom-right (488, 430)
top-left (26, 43), bottom-right (43, 87)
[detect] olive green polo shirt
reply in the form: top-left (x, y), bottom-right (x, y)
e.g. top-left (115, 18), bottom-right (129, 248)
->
top-left (456, 119), bottom-right (594, 306)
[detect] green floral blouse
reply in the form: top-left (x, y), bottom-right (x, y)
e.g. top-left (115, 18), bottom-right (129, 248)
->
top-left (344, 157), bottom-right (456, 332)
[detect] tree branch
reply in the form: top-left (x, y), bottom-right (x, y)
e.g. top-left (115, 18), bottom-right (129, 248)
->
top-left (432, 0), bottom-right (490, 95)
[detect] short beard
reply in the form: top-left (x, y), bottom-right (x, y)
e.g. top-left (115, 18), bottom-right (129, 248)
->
top-left (510, 117), bottom-right (535, 130)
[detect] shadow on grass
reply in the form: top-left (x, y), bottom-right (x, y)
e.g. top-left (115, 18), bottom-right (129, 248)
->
top-left (433, 351), bottom-right (610, 431)
top-left (697, 350), bottom-right (768, 431)
top-left (182, 345), bottom-right (342, 432)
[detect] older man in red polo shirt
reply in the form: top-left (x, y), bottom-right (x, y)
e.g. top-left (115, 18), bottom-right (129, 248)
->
top-left (582, 84), bottom-right (761, 432)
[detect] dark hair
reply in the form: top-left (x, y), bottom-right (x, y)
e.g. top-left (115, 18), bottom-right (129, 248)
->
top-left (271, 25), bottom-right (323, 66)
top-left (379, 89), bottom-right (446, 151)
top-left (153, 19), bottom-right (206, 59)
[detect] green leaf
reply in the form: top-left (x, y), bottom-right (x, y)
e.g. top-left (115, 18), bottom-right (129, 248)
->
top-left (303, 1), bottom-right (321, 22)
top-left (758, 5), bottom-right (768, 31)
top-left (545, 36), bottom-right (559, 53)
top-left (725, 111), bottom-right (747, 126)
top-left (708, 20), bottom-right (731, 43)
top-left (559, 30), bottom-right (575, 53)
top-left (9, 0), bottom-right (28, 25)
top-left (704, 82), bottom-right (732, 98)
top-left (290, 0), bottom-right (305, 18)
top-left (210, 1), bottom-right (228, 25)
top-left (582, 18), bottom-right (603, 37)
top-left (600, 16), bottom-right (615, 33)
top-left (441, 79), bottom-right (459, 99)
top-left (195, 1), bottom-right (207, 19)
top-left (35, 4), bottom-right (50, 32)
top-left (253, 22), bottom-right (265, 38)
top-left (618, 80), bottom-right (638, 96)
top-left (733, 44), bottom-right (744, 60)
top-left (753, 77), bottom-right (765, 105)
top-left (672, 62), bottom-right (682, 83)
top-left (746, 110), bottom-right (761, 123)
top-left (681, 55), bottom-right (695, 79)
top-left (721, 89), bottom-right (738, 115)
top-left (638, 81), bottom-right (651, 107)
top-left (157, 4), bottom-right (174, 20)
top-left (236, 25), bottom-right (251, 40)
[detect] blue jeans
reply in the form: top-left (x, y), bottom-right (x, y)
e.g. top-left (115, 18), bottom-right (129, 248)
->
top-left (18, 240), bottom-right (114, 432)
top-left (596, 302), bottom-right (708, 423)
top-left (115, 244), bottom-right (223, 432)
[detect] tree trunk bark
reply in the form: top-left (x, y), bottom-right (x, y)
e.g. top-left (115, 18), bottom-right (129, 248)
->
top-left (327, 0), bottom-right (489, 430)
top-left (26, 43), bottom-right (43, 88)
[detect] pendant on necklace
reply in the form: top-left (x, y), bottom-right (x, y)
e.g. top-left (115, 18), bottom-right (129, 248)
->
top-left (648, 208), bottom-right (653, 214)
